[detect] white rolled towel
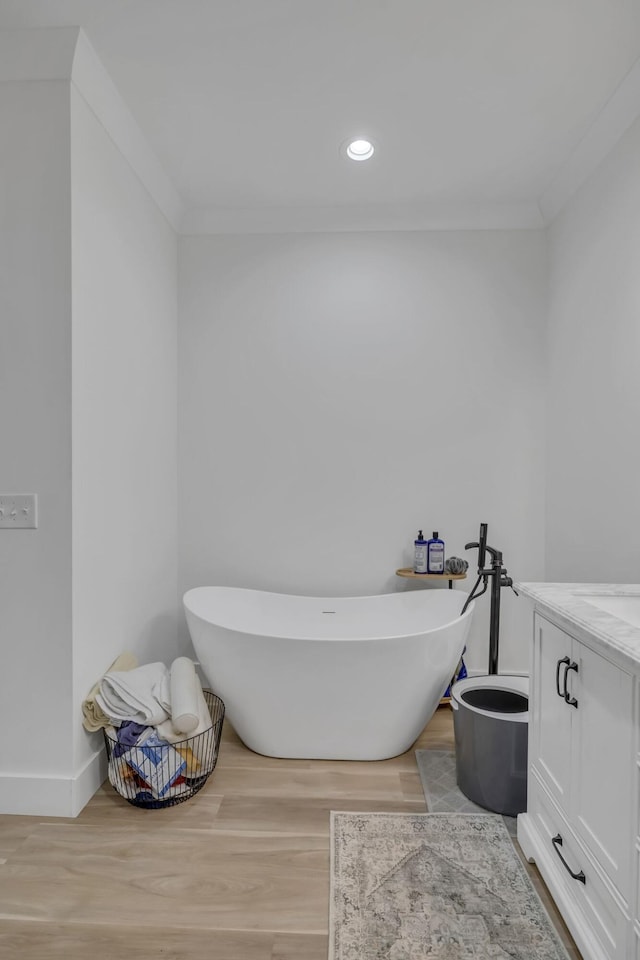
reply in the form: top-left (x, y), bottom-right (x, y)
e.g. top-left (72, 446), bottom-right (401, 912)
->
top-left (156, 660), bottom-right (214, 770)
top-left (96, 661), bottom-right (171, 726)
top-left (170, 657), bottom-right (201, 734)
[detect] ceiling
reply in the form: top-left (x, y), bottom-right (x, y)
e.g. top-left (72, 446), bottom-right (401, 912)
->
top-left (2, 0), bottom-right (640, 229)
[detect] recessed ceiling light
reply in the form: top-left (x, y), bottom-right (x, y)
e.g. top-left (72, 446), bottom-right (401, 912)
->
top-left (346, 138), bottom-right (375, 162)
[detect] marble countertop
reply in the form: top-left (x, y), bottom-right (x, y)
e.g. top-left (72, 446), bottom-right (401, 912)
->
top-left (516, 581), bottom-right (640, 671)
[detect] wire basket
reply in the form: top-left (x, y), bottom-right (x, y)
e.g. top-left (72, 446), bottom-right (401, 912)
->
top-left (103, 690), bottom-right (225, 809)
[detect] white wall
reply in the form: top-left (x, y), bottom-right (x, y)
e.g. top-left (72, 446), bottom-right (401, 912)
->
top-left (0, 29), bottom-right (179, 816)
top-left (178, 231), bottom-right (547, 674)
top-left (546, 114), bottom-right (640, 582)
top-left (71, 87), bottom-right (179, 778)
top-left (0, 80), bottom-right (74, 804)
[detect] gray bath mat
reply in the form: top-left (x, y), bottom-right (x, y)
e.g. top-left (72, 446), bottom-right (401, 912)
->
top-left (415, 748), bottom-right (517, 834)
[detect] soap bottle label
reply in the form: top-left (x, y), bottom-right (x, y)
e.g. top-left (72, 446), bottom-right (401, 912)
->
top-left (414, 544), bottom-right (428, 573)
top-left (428, 543), bottom-right (444, 573)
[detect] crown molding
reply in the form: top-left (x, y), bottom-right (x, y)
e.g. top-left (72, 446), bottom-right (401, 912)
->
top-left (180, 199), bottom-right (544, 235)
top-left (540, 54), bottom-right (640, 224)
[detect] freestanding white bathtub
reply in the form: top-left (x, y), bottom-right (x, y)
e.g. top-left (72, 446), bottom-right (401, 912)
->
top-left (183, 586), bottom-right (474, 761)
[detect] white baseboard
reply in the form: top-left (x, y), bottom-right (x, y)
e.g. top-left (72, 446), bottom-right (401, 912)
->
top-left (0, 746), bottom-right (106, 817)
top-left (71, 746), bottom-right (108, 816)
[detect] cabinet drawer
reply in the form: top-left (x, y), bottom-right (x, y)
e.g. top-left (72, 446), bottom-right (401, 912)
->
top-left (530, 777), bottom-right (629, 960)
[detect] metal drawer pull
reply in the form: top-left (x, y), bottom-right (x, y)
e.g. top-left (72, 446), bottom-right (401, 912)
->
top-left (555, 656), bottom-right (570, 698)
top-left (552, 834), bottom-right (585, 883)
top-left (564, 661), bottom-right (578, 708)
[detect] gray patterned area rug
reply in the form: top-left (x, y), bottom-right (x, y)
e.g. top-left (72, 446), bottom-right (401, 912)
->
top-left (416, 748), bottom-right (517, 835)
top-left (330, 812), bottom-right (570, 960)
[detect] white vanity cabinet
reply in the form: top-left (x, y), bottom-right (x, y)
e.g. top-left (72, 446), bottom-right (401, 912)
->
top-left (517, 594), bottom-right (640, 960)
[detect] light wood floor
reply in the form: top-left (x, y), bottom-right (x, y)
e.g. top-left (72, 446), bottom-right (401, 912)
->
top-left (0, 708), bottom-right (581, 959)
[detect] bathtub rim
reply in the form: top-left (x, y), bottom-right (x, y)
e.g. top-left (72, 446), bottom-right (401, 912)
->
top-left (183, 584), bottom-right (474, 643)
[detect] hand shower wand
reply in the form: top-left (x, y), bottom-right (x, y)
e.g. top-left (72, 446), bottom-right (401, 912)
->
top-left (460, 522), bottom-right (489, 616)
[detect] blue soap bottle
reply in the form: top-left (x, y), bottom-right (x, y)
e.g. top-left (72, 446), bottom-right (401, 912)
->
top-left (427, 531), bottom-right (445, 574)
top-left (413, 530), bottom-right (428, 573)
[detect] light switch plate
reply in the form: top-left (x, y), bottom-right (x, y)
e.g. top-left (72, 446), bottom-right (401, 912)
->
top-left (0, 494), bottom-right (38, 528)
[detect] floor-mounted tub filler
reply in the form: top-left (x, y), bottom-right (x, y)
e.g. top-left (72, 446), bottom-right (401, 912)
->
top-left (451, 523), bottom-right (529, 816)
top-left (183, 586), bottom-right (474, 760)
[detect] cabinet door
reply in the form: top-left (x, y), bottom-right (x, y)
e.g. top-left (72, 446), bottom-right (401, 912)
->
top-left (572, 640), bottom-right (633, 900)
top-left (532, 614), bottom-right (573, 811)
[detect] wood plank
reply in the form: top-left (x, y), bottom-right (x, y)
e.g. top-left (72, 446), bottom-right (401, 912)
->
top-left (0, 826), bottom-right (328, 932)
top-left (214, 795), bottom-right (426, 835)
top-left (0, 920), bottom-right (276, 960)
top-left (207, 766), bottom-right (407, 800)
top-left (0, 816), bottom-right (74, 861)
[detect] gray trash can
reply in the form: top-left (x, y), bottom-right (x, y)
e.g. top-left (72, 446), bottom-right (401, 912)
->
top-left (451, 674), bottom-right (528, 817)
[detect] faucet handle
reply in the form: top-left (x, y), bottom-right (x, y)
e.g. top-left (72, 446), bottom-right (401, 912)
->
top-left (500, 572), bottom-right (519, 596)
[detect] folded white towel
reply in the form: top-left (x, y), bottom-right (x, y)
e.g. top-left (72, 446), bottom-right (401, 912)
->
top-left (96, 661), bottom-right (171, 726)
top-left (82, 652), bottom-right (138, 732)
